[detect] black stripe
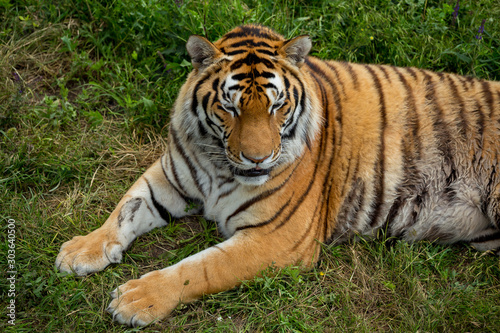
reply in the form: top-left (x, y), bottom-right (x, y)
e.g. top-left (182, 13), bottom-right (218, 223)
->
top-left (436, 71), bottom-right (445, 81)
top-left (405, 67), bottom-right (418, 80)
top-left (349, 181), bottom-right (366, 233)
top-left (308, 59), bottom-right (342, 153)
top-left (270, 161), bottom-right (320, 233)
top-left (230, 52), bottom-right (275, 71)
top-left (256, 48), bottom-right (277, 56)
top-left (270, 120), bottom-right (328, 235)
top-left (324, 61), bottom-right (346, 97)
top-left (197, 118), bottom-right (208, 137)
top-left (191, 74), bottom-right (211, 116)
top-left (212, 78), bottom-right (220, 91)
top-left (190, 150), bottom-right (213, 196)
top-left (456, 75), bottom-right (471, 91)
top-left (206, 110), bottom-right (222, 134)
top-left (306, 66), bottom-right (338, 240)
top-left (228, 84), bottom-right (244, 91)
top-left (225, 160), bottom-right (299, 228)
top-left (395, 67), bottom-right (422, 159)
top-left (291, 194), bottom-right (324, 250)
top-left (216, 174), bottom-right (234, 186)
top-left (340, 62), bottom-right (359, 89)
top-left (311, 61), bottom-right (343, 159)
top-left (422, 71), bottom-right (456, 199)
top-left (201, 92), bottom-right (211, 111)
top-left (236, 26), bottom-right (281, 40)
top-left (496, 90), bottom-right (500, 135)
top-left (305, 58), bottom-right (325, 77)
top-left (282, 71), bottom-right (307, 141)
top-left (384, 135), bottom-right (422, 236)
top-left (227, 39), bottom-right (274, 48)
top-left (483, 150), bottom-right (497, 218)
top-left (161, 154), bottom-right (192, 205)
top-left (365, 65), bottom-right (387, 228)
top-left (308, 71), bottom-right (330, 152)
top-left (481, 81), bottom-right (494, 118)
top-left (146, 179), bottom-right (171, 223)
top-left (262, 82), bottom-right (277, 90)
top-left (215, 186), bottom-right (238, 205)
top-left (384, 196), bottom-right (404, 235)
top-left (327, 180), bottom-right (366, 244)
top-left (340, 151), bottom-right (359, 199)
top-left (475, 99), bottom-right (485, 150)
top-left (236, 199), bottom-right (291, 232)
top-left (379, 65), bottom-right (391, 83)
top-left (260, 71), bottom-right (275, 79)
top-left (167, 146), bottom-right (191, 199)
top-left (171, 127), bottom-right (205, 196)
top-left (337, 176), bottom-right (365, 230)
top-left (117, 197), bottom-right (142, 228)
top-left (470, 230), bottom-right (500, 243)
top-left (213, 245), bottom-right (226, 253)
top-left (284, 75), bottom-right (290, 90)
top-left (225, 49), bottom-right (247, 56)
top-left (231, 73), bottom-right (249, 81)
top-left (305, 59), bottom-right (346, 241)
top-left (319, 193), bottom-right (330, 244)
top-left (446, 75), bottom-right (468, 139)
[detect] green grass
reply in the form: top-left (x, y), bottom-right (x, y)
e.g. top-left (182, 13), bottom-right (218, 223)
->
top-left (1, 0), bottom-right (500, 331)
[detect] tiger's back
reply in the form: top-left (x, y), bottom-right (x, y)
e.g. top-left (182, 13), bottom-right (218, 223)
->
top-left (304, 58), bottom-right (500, 249)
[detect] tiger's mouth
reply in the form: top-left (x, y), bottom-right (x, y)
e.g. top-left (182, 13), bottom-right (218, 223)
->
top-left (233, 167), bottom-right (271, 178)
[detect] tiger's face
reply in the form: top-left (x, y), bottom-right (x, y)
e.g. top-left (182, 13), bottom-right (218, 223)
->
top-left (213, 69), bottom-right (285, 184)
top-left (177, 26), bottom-right (321, 185)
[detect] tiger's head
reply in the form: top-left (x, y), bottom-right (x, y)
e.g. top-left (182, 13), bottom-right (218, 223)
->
top-left (173, 25), bottom-right (321, 186)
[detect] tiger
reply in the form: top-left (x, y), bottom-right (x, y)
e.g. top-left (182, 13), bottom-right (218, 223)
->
top-left (56, 24), bottom-right (500, 327)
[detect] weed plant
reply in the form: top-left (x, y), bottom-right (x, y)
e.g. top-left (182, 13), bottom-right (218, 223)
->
top-left (1, 0), bottom-right (499, 331)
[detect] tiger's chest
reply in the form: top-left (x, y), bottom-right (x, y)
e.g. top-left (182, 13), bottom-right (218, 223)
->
top-left (200, 173), bottom-right (256, 237)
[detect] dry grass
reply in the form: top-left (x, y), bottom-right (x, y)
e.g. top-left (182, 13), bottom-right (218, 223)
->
top-left (0, 24), bottom-right (70, 105)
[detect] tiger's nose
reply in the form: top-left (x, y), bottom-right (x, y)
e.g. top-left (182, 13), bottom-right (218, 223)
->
top-left (241, 152), bottom-right (272, 164)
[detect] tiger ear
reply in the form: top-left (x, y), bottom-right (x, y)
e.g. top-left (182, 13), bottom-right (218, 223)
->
top-left (186, 35), bottom-right (221, 69)
top-left (279, 35), bottom-right (312, 67)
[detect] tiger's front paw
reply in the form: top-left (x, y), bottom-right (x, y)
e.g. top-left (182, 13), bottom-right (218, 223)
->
top-left (107, 271), bottom-right (178, 327)
top-left (55, 229), bottom-right (124, 276)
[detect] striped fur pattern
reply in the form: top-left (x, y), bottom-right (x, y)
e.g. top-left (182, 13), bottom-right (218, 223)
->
top-left (56, 25), bottom-right (500, 327)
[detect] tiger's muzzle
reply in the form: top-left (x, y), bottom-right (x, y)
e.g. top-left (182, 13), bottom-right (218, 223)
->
top-left (233, 166), bottom-right (271, 178)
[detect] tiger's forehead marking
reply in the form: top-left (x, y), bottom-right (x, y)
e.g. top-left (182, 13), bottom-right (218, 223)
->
top-left (217, 25), bottom-right (283, 45)
top-left (222, 70), bottom-right (284, 110)
top-left (212, 26), bottom-right (289, 111)
top-left (216, 26), bottom-right (283, 58)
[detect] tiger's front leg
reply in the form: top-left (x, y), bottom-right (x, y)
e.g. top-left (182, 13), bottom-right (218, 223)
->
top-left (106, 226), bottom-right (314, 327)
top-left (55, 157), bottom-right (191, 276)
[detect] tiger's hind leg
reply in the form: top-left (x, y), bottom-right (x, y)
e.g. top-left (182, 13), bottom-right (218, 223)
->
top-left (469, 229), bottom-right (500, 254)
top-left (55, 157), bottom-right (192, 276)
top-left (470, 193), bottom-right (500, 255)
